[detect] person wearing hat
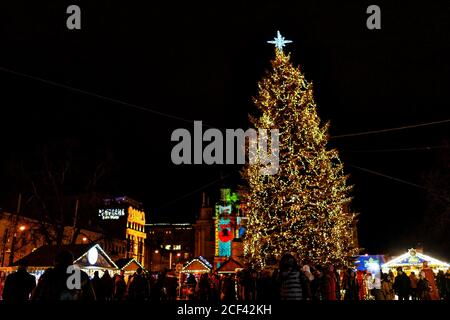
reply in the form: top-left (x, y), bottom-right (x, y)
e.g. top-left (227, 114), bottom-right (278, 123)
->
top-left (1, 259), bottom-right (36, 301)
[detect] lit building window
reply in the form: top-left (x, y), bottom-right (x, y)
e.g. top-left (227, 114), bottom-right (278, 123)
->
top-left (164, 245), bottom-right (171, 250)
top-left (173, 245), bottom-right (181, 250)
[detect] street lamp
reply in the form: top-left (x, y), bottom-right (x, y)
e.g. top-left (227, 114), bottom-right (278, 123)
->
top-left (19, 225), bottom-right (26, 232)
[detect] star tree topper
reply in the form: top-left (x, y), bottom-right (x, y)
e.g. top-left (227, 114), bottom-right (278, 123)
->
top-left (267, 30), bottom-right (292, 51)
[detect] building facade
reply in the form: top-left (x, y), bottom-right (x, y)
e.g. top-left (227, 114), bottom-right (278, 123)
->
top-left (146, 223), bottom-right (194, 272)
top-left (193, 188), bottom-right (248, 270)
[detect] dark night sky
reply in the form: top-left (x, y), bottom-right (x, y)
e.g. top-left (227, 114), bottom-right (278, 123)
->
top-left (0, 1), bottom-right (449, 257)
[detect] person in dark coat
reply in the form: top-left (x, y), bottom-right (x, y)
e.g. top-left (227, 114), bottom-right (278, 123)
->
top-left (91, 271), bottom-right (104, 300)
top-left (393, 267), bottom-right (411, 300)
top-left (32, 250), bottom-right (95, 301)
top-left (344, 269), bottom-right (359, 300)
top-left (2, 260), bottom-right (36, 301)
top-left (276, 254), bottom-right (303, 301)
top-left (417, 271), bottom-right (431, 300)
top-left (436, 270), bottom-right (446, 300)
top-left (113, 270), bottom-right (127, 301)
top-left (221, 274), bottom-right (236, 302)
top-left (101, 271), bottom-right (114, 301)
top-left (198, 273), bottom-right (211, 301)
top-left (127, 267), bottom-right (149, 301)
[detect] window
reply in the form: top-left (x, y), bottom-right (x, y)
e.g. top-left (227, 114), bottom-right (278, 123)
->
top-left (173, 245), bottom-right (181, 250)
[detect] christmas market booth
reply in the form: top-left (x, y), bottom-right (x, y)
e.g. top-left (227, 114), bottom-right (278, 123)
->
top-left (115, 257), bottom-right (145, 278)
top-left (179, 256), bottom-right (212, 299)
top-left (381, 249), bottom-right (449, 275)
top-left (12, 243), bottom-right (119, 280)
top-left (181, 256), bottom-right (212, 275)
top-left (216, 257), bottom-right (244, 274)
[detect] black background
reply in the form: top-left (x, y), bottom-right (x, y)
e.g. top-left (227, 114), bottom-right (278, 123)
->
top-left (0, 1), bottom-right (449, 258)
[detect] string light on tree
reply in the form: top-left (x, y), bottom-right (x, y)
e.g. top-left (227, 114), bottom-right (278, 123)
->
top-left (243, 32), bottom-right (358, 269)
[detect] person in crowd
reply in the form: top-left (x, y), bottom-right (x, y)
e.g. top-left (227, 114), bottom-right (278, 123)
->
top-left (113, 270), bottom-right (127, 301)
top-left (256, 269), bottom-right (275, 302)
top-left (242, 269), bottom-right (257, 301)
top-left (127, 267), bottom-right (149, 301)
top-left (221, 274), bottom-right (236, 302)
top-left (409, 271), bottom-right (418, 300)
top-left (210, 273), bottom-right (220, 302)
top-left (301, 264), bottom-right (314, 300)
top-left (417, 271), bottom-right (431, 300)
top-left (388, 270), bottom-right (395, 285)
top-left (152, 272), bottom-right (165, 301)
top-left (276, 254), bottom-right (303, 301)
top-left (164, 273), bottom-right (178, 301)
top-left (444, 269), bottom-right (450, 300)
top-left (371, 274), bottom-right (384, 300)
top-left (436, 270), bottom-right (446, 300)
top-left (186, 273), bottom-right (197, 300)
top-left (343, 268), bottom-right (359, 300)
top-left (101, 271), bottom-right (114, 301)
top-left (363, 272), bottom-right (373, 300)
top-left (334, 267), bottom-right (342, 300)
top-left (198, 273), bottom-right (211, 301)
top-left (312, 266), bottom-right (327, 300)
top-left (356, 270), bottom-right (366, 300)
top-left (32, 250), bottom-right (95, 300)
top-left (421, 261), bottom-right (439, 300)
top-left (381, 273), bottom-right (395, 300)
top-left (2, 260), bottom-right (36, 301)
top-left (324, 265), bottom-right (337, 300)
top-left (91, 271), bottom-right (104, 300)
top-left (393, 267), bottom-right (411, 300)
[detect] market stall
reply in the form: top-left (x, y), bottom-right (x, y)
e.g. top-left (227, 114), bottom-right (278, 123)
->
top-left (381, 248), bottom-right (449, 275)
top-left (12, 243), bottom-right (118, 280)
top-left (179, 256), bottom-right (212, 299)
top-left (216, 257), bottom-right (243, 274)
top-left (115, 257), bottom-right (145, 279)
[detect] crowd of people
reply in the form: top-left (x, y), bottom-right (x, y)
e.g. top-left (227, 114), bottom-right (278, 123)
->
top-left (1, 251), bottom-right (449, 301)
top-left (180, 255), bottom-right (450, 301)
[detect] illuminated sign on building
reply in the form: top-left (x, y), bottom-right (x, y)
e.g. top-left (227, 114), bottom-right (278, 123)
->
top-left (98, 208), bottom-right (126, 220)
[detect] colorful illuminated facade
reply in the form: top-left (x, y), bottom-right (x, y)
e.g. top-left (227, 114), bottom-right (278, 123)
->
top-left (214, 188), bottom-right (247, 269)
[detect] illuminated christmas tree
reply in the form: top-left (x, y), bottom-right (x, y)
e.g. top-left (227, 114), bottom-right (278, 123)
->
top-left (243, 32), bottom-right (358, 268)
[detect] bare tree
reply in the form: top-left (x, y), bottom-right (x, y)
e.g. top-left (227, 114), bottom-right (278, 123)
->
top-left (18, 139), bottom-right (113, 246)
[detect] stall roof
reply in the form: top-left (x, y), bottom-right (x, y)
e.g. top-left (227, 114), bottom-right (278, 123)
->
top-left (14, 243), bottom-right (118, 269)
top-left (115, 258), bottom-right (144, 271)
top-left (181, 257), bottom-right (212, 273)
top-left (216, 258), bottom-right (243, 274)
top-left (381, 249), bottom-right (449, 269)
